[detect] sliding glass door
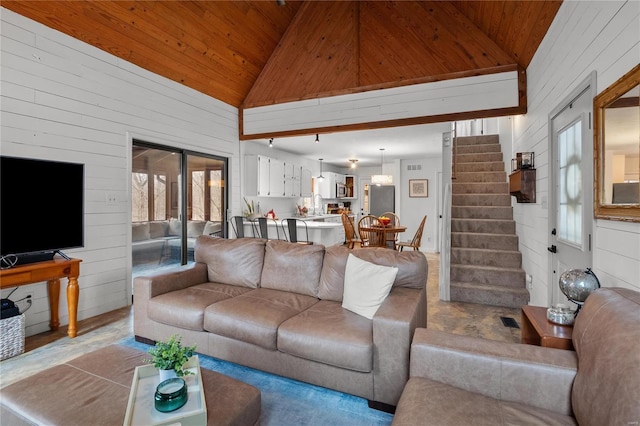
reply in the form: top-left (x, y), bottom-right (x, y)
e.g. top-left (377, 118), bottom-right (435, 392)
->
top-left (132, 141), bottom-right (227, 276)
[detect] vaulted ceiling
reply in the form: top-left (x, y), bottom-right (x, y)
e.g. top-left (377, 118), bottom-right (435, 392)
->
top-left (3, 0), bottom-right (562, 132)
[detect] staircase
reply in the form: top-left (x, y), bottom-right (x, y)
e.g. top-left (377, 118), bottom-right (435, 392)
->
top-left (449, 135), bottom-right (530, 308)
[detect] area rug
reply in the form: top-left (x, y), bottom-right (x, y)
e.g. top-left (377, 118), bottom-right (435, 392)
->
top-left (120, 337), bottom-right (393, 426)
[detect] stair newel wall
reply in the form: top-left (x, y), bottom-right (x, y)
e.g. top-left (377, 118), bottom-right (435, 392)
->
top-left (439, 129), bottom-right (454, 302)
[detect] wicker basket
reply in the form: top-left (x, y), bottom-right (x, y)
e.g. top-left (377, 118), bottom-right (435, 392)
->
top-left (0, 313), bottom-right (25, 361)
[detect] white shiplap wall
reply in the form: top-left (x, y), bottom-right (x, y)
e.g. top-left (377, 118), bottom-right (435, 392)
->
top-left (511, 0), bottom-right (640, 305)
top-left (243, 71), bottom-right (520, 136)
top-left (0, 8), bottom-right (240, 336)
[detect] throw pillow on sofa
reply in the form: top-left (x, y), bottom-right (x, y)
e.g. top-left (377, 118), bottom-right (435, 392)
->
top-left (342, 254), bottom-right (398, 319)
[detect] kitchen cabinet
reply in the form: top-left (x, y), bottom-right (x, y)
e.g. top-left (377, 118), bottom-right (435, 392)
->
top-left (316, 172), bottom-right (346, 199)
top-left (245, 155), bottom-right (286, 197)
top-left (343, 175), bottom-right (357, 199)
top-left (301, 168), bottom-right (313, 197)
top-left (284, 162), bottom-right (301, 197)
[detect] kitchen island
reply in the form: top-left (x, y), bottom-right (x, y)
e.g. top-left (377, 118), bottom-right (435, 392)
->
top-left (243, 214), bottom-right (347, 246)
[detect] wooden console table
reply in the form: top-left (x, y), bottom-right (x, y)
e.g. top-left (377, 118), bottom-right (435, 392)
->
top-left (521, 305), bottom-right (574, 350)
top-left (0, 258), bottom-right (81, 338)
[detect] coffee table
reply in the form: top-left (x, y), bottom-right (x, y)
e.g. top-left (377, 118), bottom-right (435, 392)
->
top-left (0, 345), bottom-right (261, 426)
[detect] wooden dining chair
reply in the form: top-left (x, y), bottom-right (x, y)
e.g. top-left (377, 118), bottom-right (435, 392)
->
top-left (397, 215), bottom-right (427, 251)
top-left (358, 215), bottom-right (381, 247)
top-left (341, 213), bottom-right (367, 248)
top-left (381, 211), bottom-right (401, 249)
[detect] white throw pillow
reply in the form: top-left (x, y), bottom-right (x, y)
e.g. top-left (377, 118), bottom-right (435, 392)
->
top-left (342, 254), bottom-right (398, 319)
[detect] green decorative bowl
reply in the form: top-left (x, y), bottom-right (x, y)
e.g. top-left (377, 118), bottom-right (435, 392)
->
top-left (154, 378), bottom-right (188, 412)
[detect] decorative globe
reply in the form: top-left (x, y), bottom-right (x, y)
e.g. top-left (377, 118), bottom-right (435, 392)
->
top-left (559, 268), bottom-right (601, 306)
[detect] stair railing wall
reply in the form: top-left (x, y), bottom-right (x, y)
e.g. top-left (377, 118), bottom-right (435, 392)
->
top-left (439, 182), bottom-right (452, 301)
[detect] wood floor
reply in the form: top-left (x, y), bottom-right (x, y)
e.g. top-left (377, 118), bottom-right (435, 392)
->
top-left (2, 253), bottom-right (522, 389)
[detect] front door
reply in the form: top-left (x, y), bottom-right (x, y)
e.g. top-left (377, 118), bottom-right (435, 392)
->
top-left (549, 82), bottom-right (594, 305)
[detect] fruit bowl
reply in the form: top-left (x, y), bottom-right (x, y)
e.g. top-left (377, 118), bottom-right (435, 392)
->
top-left (378, 217), bottom-right (391, 226)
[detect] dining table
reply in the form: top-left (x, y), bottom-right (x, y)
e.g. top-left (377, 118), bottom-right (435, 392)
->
top-left (359, 224), bottom-right (407, 248)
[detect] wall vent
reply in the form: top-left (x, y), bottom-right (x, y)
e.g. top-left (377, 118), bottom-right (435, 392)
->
top-left (407, 165), bottom-right (422, 171)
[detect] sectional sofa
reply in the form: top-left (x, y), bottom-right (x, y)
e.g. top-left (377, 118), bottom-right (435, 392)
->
top-left (134, 236), bottom-right (428, 407)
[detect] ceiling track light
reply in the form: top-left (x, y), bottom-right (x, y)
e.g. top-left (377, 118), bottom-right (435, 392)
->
top-left (317, 158), bottom-right (325, 181)
top-left (349, 159), bottom-right (358, 169)
top-left (269, 138), bottom-right (273, 148)
top-left (315, 134), bottom-right (319, 144)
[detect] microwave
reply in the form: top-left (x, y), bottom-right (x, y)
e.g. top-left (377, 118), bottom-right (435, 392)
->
top-left (336, 183), bottom-right (347, 198)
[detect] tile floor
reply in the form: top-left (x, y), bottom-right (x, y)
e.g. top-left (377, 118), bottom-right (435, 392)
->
top-left (0, 253), bottom-right (522, 389)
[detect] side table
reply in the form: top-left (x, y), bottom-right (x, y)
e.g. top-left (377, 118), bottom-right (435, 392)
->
top-left (521, 305), bottom-right (574, 350)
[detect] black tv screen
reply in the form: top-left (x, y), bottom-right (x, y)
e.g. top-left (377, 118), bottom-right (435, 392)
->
top-left (1, 156), bottom-right (84, 260)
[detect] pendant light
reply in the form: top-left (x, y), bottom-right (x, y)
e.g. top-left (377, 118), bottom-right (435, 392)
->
top-left (317, 158), bottom-right (325, 181)
top-left (268, 138), bottom-right (273, 148)
top-left (315, 134), bottom-right (320, 144)
top-left (371, 148), bottom-right (393, 186)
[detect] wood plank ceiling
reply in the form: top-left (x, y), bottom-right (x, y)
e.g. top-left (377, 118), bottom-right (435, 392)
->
top-left (3, 0), bottom-right (562, 131)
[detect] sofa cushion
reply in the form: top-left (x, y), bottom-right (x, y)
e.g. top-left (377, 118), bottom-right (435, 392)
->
top-left (393, 377), bottom-right (576, 426)
top-left (203, 221), bottom-right (222, 236)
top-left (318, 245), bottom-right (425, 302)
top-left (342, 254), bottom-right (397, 319)
top-left (187, 220), bottom-right (207, 238)
top-left (194, 236), bottom-right (266, 288)
top-left (260, 240), bottom-right (325, 297)
top-left (571, 288), bottom-right (640, 426)
top-left (148, 283), bottom-right (254, 330)
top-left (132, 222), bottom-right (150, 242)
top-left (203, 288), bottom-right (318, 350)
top-left (278, 300), bottom-right (373, 372)
top-left (148, 221), bottom-right (168, 239)
top-left (167, 218), bottom-right (181, 236)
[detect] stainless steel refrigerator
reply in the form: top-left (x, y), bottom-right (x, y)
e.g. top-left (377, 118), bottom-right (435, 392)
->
top-left (370, 185), bottom-right (395, 217)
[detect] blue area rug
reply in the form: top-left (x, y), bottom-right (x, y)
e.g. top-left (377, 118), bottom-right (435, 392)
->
top-left (120, 337), bottom-right (393, 426)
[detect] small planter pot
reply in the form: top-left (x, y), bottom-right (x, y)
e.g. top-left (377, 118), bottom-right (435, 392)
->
top-left (159, 368), bottom-right (177, 382)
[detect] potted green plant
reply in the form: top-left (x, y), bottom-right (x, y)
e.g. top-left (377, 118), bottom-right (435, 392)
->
top-left (145, 334), bottom-right (197, 380)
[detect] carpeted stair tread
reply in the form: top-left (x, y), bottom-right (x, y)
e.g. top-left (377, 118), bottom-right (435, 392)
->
top-left (452, 182), bottom-right (509, 194)
top-left (453, 171), bottom-right (507, 183)
top-left (451, 206), bottom-right (514, 219)
top-left (451, 247), bottom-right (522, 268)
top-left (455, 162), bottom-right (505, 172)
top-left (450, 281), bottom-right (530, 308)
top-left (454, 152), bottom-right (503, 163)
top-left (451, 232), bottom-right (519, 250)
top-left (455, 135), bottom-right (500, 145)
top-left (455, 144), bottom-right (502, 154)
top-left (450, 264), bottom-right (526, 287)
top-left (451, 218), bottom-right (516, 234)
top-left (452, 194), bottom-right (512, 206)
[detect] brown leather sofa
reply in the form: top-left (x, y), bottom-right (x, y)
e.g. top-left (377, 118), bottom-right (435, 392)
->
top-left (392, 287), bottom-right (640, 425)
top-left (134, 236), bottom-right (428, 407)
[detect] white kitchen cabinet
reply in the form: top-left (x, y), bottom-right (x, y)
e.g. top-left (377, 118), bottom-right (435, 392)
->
top-left (245, 155), bottom-right (286, 197)
top-left (317, 172), bottom-right (345, 198)
top-left (301, 168), bottom-right (313, 197)
top-left (284, 162), bottom-right (302, 197)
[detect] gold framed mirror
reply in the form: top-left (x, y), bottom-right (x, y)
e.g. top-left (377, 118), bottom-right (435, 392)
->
top-left (594, 64), bottom-right (640, 222)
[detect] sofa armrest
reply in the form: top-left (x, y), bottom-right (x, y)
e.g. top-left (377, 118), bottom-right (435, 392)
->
top-left (410, 328), bottom-right (578, 416)
top-left (133, 263), bottom-right (208, 338)
top-left (371, 286), bottom-right (426, 405)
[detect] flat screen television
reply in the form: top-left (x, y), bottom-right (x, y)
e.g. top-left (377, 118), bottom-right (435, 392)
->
top-left (1, 156), bottom-right (84, 266)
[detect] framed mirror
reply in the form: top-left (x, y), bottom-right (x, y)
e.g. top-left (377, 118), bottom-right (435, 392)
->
top-left (594, 64), bottom-right (640, 222)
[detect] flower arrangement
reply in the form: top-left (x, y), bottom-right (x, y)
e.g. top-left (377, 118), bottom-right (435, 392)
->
top-left (145, 334), bottom-right (197, 377)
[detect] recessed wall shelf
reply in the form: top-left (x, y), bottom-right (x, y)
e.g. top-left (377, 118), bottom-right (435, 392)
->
top-left (509, 169), bottom-right (536, 203)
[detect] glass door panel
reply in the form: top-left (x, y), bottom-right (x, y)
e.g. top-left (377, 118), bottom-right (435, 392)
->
top-left (132, 143), bottom-right (227, 277)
